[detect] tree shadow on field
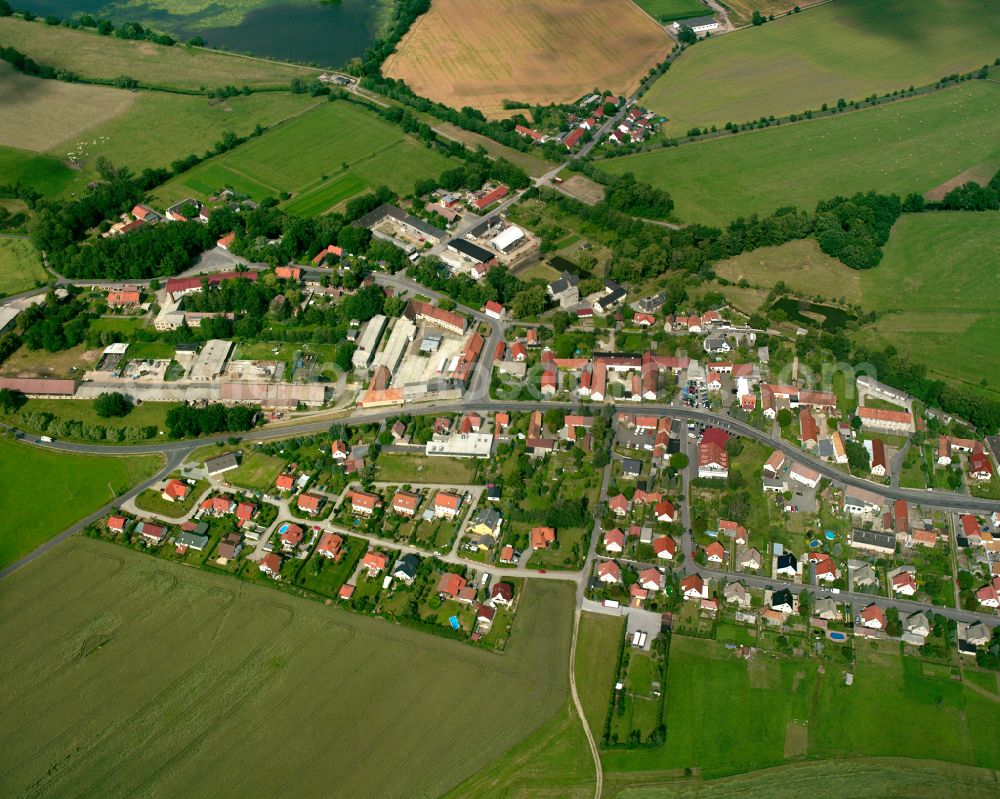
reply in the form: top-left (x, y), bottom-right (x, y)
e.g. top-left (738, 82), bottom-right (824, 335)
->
top-left (830, 0), bottom-right (932, 44)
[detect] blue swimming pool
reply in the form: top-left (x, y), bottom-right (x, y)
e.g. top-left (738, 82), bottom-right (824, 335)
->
top-left (809, 538), bottom-right (821, 548)
top-left (824, 530), bottom-right (836, 541)
top-left (827, 630), bottom-right (847, 642)
top-left (448, 615), bottom-right (460, 630)
top-left (277, 522), bottom-right (291, 534)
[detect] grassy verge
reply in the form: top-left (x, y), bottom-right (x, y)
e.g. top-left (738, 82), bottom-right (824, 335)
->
top-left (0, 438), bottom-right (161, 568)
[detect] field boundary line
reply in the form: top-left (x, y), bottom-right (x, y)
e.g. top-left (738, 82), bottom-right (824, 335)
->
top-left (570, 608), bottom-right (603, 799)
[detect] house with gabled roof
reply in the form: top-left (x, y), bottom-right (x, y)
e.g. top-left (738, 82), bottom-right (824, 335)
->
top-left (297, 493), bottom-right (323, 515)
top-left (639, 568), bottom-right (664, 593)
top-left (652, 535), bottom-right (676, 560)
top-left (681, 574), bottom-right (706, 599)
top-left (531, 526), bottom-right (556, 550)
top-left (603, 528), bottom-right (626, 554)
top-left (597, 561), bottom-right (621, 584)
top-left (362, 551), bottom-right (389, 576)
top-left (259, 553), bottom-right (282, 579)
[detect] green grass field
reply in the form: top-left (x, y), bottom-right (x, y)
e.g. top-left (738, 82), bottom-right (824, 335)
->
top-left (0, 439), bottom-right (161, 568)
top-left (0, 237), bottom-right (48, 297)
top-left (713, 239), bottom-right (862, 305)
top-left (631, 0), bottom-right (706, 22)
top-left (0, 17), bottom-right (318, 91)
top-left (447, 700), bottom-right (595, 799)
top-left (858, 211), bottom-right (1000, 398)
top-left (602, 81), bottom-right (1000, 225)
top-left (225, 450), bottom-right (287, 491)
top-left (606, 758), bottom-right (1000, 799)
top-left (642, 0), bottom-right (1000, 133)
top-left (0, 542), bottom-right (574, 796)
top-left (133, 479), bottom-right (209, 519)
top-left (0, 146), bottom-right (76, 197)
top-left (600, 636), bottom-right (1000, 782)
top-left (155, 100), bottom-right (454, 211)
top-left (376, 453), bottom-right (478, 484)
top-left (4, 399), bottom-right (177, 441)
top-left (48, 91), bottom-right (321, 194)
top-left (575, 611), bottom-right (625, 738)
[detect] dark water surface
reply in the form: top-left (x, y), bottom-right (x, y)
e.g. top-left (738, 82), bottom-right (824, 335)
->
top-left (16, 0), bottom-right (381, 67)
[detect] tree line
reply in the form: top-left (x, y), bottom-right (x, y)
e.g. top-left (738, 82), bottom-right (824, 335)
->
top-left (165, 404), bottom-right (257, 438)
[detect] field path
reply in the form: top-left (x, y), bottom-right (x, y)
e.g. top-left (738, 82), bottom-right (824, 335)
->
top-left (570, 608), bottom-right (603, 799)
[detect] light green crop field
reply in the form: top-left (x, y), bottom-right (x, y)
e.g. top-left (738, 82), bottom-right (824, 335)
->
top-left (0, 439), bottom-right (161, 568)
top-left (643, 0), bottom-right (1000, 132)
top-left (0, 541), bottom-right (575, 797)
top-left (447, 700), bottom-right (595, 799)
top-left (600, 636), bottom-right (1000, 782)
top-left (155, 100), bottom-right (453, 211)
top-left (601, 81), bottom-right (1000, 225)
top-left (575, 611), bottom-right (625, 738)
top-left (0, 237), bottom-right (48, 297)
top-left (858, 211), bottom-right (1000, 397)
top-left (48, 91), bottom-right (321, 193)
top-left (0, 17), bottom-right (318, 91)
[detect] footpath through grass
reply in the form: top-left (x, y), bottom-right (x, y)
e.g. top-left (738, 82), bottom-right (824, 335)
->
top-left (0, 438), bottom-right (161, 568)
top-left (643, 0), bottom-right (1000, 133)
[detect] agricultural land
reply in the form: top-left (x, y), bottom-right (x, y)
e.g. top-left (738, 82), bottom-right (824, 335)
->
top-left (600, 80), bottom-right (1000, 225)
top-left (0, 439), bottom-right (161, 569)
top-left (0, 17), bottom-right (318, 90)
top-left (1, 69), bottom-right (321, 194)
top-left (598, 635), bottom-right (1000, 780)
top-left (859, 211), bottom-right (1000, 397)
top-left (642, 0), bottom-right (1000, 133)
top-left (0, 538), bottom-right (575, 797)
top-left (383, 0), bottom-right (669, 117)
top-left (154, 99), bottom-right (454, 212)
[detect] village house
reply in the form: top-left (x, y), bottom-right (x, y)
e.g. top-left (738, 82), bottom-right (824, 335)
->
top-left (738, 548), bottom-right (762, 571)
top-left (362, 551), bottom-right (389, 577)
top-left (639, 568), bottom-right (664, 593)
top-left (297, 493), bottom-right (324, 516)
top-left (433, 491), bottom-right (463, 519)
top-left (531, 526), bottom-right (556, 550)
top-left (489, 582), bottom-right (514, 608)
top-left (349, 490), bottom-right (380, 516)
top-left (603, 528), bottom-right (626, 554)
top-left (161, 479), bottom-right (190, 502)
top-left (652, 535), bottom-right (676, 560)
top-left (259, 553), bottom-right (282, 579)
top-left (437, 572), bottom-right (468, 600)
top-left (598, 560), bottom-right (621, 584)
top-left (681, 574), bottom-right (707, 600)
top-left (859, 603), bottom-right (887, 630)
top-left (316, 532), bottom-right (344, 560)
top-left (392, 490), bottom-right (421, 517)
top-left (724, 581), bottom-right (751, 608)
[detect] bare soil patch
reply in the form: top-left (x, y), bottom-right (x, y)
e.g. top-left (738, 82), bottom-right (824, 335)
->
top-left (383, 0), bottom-right (668, 117)
top-left (783, 719), bottom-right (809, 758)
top-left (558, 175), bottom-right (606, 204)
top-left (923, 162), bottom-right (996, 201)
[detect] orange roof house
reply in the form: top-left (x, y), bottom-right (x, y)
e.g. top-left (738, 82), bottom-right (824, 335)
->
top-left (530, 526), bottom-right (556, 549)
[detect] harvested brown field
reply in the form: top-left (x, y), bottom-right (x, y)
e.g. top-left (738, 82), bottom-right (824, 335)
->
top-left (557, 175), bottom-right (606, 204)
top-left (383, 0), bottom-right (668, 117)
top-left (923, 162), bottom-right (997, 201)
top-left (0, 63), bottom-right (136, 152)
